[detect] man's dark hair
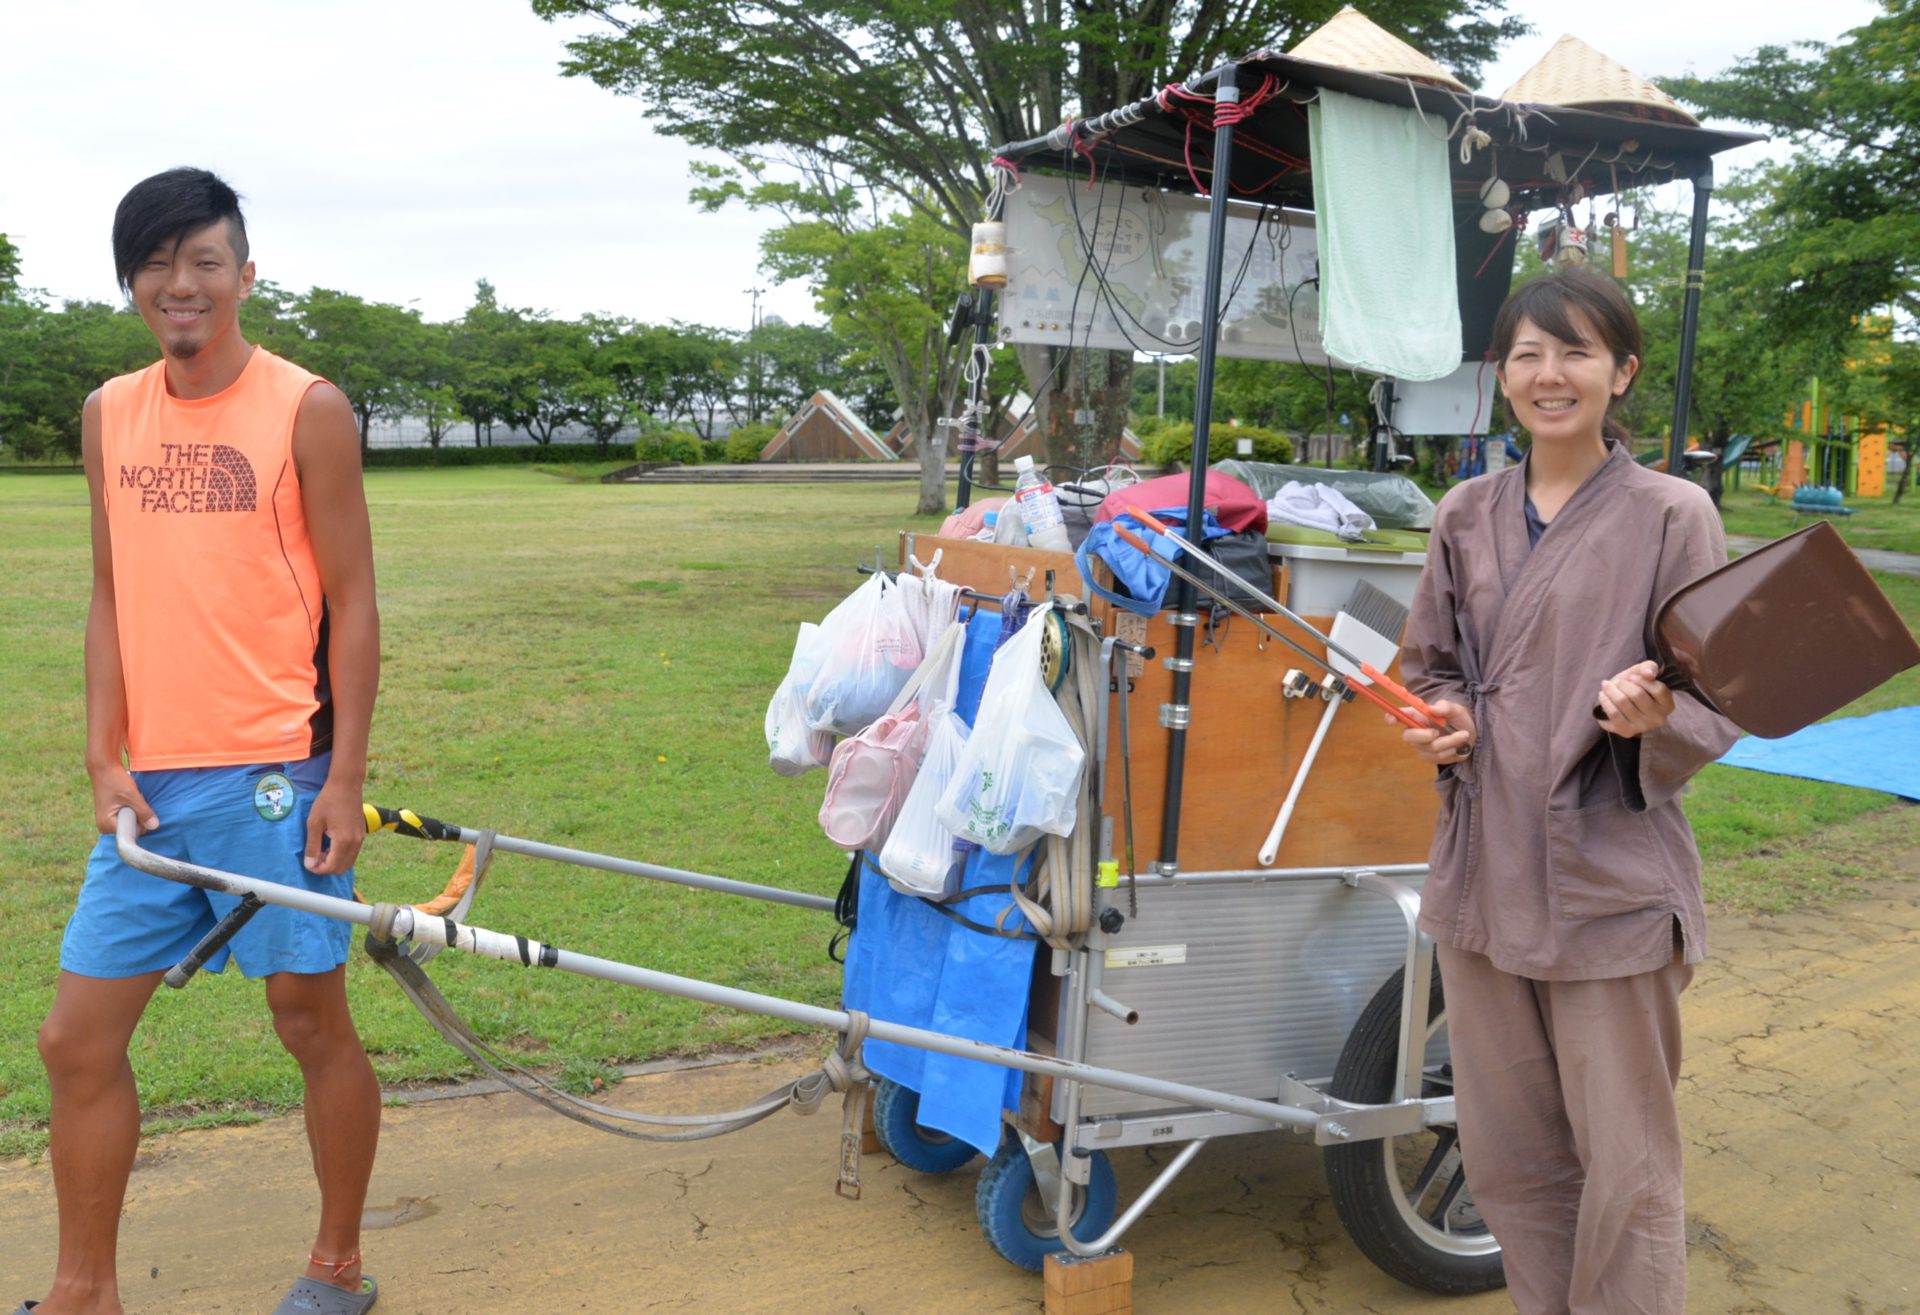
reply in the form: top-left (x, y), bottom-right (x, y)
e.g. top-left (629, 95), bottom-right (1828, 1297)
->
top-left (111, 168), bottom-right (249, 294)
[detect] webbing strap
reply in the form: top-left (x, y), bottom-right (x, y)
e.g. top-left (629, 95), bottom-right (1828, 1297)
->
top-left (364, 933), bottom-right (879, 1194)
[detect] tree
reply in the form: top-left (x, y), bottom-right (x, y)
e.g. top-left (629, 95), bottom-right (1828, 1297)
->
top-left (748, 318), bottom-right (881, 425)
top-left (698, 166), bottom-right (964, 508)
top-left (295, 289), bottom-right (429, 448)
top-left (508, 316), bottom-right (593, 444)
top-left (1663, 2), bottom-right (1918, 339)
top-left (452, 280), bottom-right (533, 446)
top-left (533, 0), bottom-right (1524, 496)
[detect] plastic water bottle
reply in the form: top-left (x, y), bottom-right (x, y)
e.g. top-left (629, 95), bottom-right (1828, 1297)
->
top-left (1013, 456), bottom-right (1071, 552)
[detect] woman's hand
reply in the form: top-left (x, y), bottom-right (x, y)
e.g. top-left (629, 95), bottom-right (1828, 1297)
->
top-left (1388, 699), bottom-right (1476, 766)
top-left (1596, 660), bottom-right (1675, 739)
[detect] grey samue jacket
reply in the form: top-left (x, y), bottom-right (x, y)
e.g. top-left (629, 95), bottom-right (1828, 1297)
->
top-left (1401, 441), bottom-right (1741, 981)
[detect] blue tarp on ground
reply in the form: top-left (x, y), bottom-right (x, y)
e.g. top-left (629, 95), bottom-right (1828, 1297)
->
top-left (1715, 706), bottom-right (1920, 801)
top-left (840, 607), bottom-right (1040, 1158)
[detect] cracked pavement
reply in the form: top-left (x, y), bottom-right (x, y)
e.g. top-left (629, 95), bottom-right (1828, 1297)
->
top-left (2, 875), bottom-right (1916, 1313)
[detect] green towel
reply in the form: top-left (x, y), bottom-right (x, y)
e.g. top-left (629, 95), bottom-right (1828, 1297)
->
top-left (1308, 88), bottom-right (1462, 381)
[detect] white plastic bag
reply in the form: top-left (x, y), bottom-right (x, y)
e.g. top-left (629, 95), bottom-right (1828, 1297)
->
top-left (893, 572), bottom-right (963, 658)
top-left (804, 573), bottom-right (924, 736)
top-left (878, 708), bottom-right (971, 898)
top-left (936, 604), bottom-right (1085, 854)
top-left (766, 622), bottom-right (835, 776)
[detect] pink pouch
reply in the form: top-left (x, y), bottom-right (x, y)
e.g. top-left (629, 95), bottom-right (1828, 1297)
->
top-left (816, 620), bottom-right (965, 852)
top-left (818, 703), bottom-right (928, 851)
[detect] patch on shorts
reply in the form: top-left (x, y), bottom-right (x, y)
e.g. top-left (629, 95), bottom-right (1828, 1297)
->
top-left (253, 772), bottom-right (297, 822)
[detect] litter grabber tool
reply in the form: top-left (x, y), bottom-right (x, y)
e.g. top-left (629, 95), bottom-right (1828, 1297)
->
top-left (1107, 516), bottom-right (1439, 733)
top-left (1121, 504), bottom-right (1448, 732)
top-left (1258, 581), bottom-right (1414, 867)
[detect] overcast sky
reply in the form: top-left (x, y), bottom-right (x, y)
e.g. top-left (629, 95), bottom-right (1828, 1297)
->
top-left (0, 0), bottom-right (1880, 330)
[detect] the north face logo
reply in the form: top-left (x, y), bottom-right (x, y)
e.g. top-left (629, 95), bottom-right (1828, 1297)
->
top-left (119, 443), bottom-right (258, 513)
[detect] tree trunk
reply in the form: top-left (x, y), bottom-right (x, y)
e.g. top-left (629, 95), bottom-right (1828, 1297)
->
top-left (912, 400), bottom-right (947, 516)
top-left (1893, 439), bottom-right (1915, 505)
top-left (1092, 351), bottom-right (1133, 466)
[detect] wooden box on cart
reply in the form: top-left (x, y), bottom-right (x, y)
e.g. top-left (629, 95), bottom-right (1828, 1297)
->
top-left (896, 529), bottom-right (1437, 874)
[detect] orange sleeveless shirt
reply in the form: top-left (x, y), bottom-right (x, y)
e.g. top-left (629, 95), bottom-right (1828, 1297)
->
top-left (100, 347), bottom-right (332, 770)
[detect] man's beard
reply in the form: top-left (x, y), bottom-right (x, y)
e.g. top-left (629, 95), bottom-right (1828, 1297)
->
top-left (166, 335), bottom-right (202, 361)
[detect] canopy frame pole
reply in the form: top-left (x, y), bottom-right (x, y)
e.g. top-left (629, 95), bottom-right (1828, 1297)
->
top-left (1666, 159), bottom-right (1714, 477)
top-left (1155, 61), bottom-right (1240, 878)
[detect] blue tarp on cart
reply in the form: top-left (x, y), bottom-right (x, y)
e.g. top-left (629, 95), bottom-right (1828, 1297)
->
top-left (842, 607), bottom-right (1042, 1158)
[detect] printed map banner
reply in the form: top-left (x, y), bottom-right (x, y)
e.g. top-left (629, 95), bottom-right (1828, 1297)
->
top-left (1000, 172), bottom-right (1331, 367)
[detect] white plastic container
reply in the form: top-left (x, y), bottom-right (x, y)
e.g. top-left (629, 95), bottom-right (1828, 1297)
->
top-left (1012, 456), bottom-right (1071, 553)
top-left (1269, 541), bottom-right (1427, 616)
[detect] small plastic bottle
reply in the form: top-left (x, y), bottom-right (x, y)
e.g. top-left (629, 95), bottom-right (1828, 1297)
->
top-left (1012, 456), bottom-right (1071, 552)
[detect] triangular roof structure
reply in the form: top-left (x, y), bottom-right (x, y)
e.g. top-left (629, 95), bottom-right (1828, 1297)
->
top-left (1500, 34), bottom-right (1699, 127)
top-left (888, 396), bottom-right (1142, 464)
top-left (760, 390), bottom-right (895, 461)
top-left (1287, 5), bottom-right (1468, 93)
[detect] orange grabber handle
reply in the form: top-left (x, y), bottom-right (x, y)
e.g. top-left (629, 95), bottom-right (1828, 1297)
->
top-left (1357, 662), bottom-right (1447, 729)
top-left (1111, 520), bottom-right (1437, 732)
top-left (1126, 503), bottom-right (1175, 536)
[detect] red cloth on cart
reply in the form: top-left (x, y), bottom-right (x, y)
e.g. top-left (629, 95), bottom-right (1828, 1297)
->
top-left (1095, 470), bottom-right (1267, 535)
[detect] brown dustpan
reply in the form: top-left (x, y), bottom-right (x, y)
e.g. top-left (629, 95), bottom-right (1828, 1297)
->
top-left (1653, 521), bottom-right (1920, 739)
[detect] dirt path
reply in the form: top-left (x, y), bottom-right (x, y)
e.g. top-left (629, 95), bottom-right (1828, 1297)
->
top-left (3, 881), bottom-right (1916, 1314)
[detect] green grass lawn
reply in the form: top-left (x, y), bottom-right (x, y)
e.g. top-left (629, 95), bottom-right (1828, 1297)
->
top-left (0, 468), bottom-right (1913, 1156)
top-left (1717, 484), bottom-right (1920, 555)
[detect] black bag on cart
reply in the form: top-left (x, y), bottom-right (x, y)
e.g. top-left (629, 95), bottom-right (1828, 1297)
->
top-left (1186, 530), bottom-right (1276, 611)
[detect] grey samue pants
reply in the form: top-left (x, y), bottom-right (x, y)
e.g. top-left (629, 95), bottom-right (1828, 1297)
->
top-left (1438, 942), bottom-right (1693, 1315)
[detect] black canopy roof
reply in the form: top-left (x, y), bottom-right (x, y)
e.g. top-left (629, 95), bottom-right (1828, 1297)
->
top-left (988, 51), bottom-right (1761, 362)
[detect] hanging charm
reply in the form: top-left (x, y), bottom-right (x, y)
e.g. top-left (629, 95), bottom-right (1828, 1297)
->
top-left (1606, 212), bottom-right (1628, 278)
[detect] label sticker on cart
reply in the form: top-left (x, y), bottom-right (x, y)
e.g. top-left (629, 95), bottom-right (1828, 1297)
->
top-left (1104, 944), bottom-right (1186, 968)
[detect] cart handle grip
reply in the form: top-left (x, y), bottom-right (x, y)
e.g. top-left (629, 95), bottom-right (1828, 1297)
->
top-left (364, 803), bottom-right (464, 843)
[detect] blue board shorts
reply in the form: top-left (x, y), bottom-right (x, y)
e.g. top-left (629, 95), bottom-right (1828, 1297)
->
top-left (61, 754), bottom-right (355, 980)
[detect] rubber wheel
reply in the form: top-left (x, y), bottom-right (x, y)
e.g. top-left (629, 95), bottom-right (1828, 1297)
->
top-left (1323, 965), bottom-right (1506, 1295)
top-left (974, 1135), bottom-right (1118, 1272)
top-left (872, 1077), bottom-right (978, 1175)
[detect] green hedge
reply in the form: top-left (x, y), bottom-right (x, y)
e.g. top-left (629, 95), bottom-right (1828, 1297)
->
top-left (725, 423), bottom-right (777, 464)
top-left (360, 442), bottom-right (611, 468)
top-left (1140, 424), bottom-right (1294, 468)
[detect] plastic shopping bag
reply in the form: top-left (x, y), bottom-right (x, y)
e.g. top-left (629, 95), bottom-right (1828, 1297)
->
top-left (766, 622), bottom-right (835, 776)
top-left (804, 573), bottom-right (924, 736)
top-left (935, 604), bottom-right (1085, 854)
top-left (877, 708), bottom-right (971, 898)
top-left (817, 623), bottom-right (965, 852)
top-left (893, 571), bottom-right (964, 657)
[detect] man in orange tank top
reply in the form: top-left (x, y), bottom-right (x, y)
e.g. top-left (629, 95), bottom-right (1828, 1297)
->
top-left (23, 171), bottom-right (383, 1315)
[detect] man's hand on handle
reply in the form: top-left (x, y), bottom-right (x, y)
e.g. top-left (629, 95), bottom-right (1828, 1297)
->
top-left (92, 764), bottom-right (157, 834)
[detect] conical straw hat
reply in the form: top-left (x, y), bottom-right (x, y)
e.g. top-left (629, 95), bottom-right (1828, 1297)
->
top-left (1287, 5), bottom-right (1469, 93)
top-left (1500, 34), bottom-right (1699, 126)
